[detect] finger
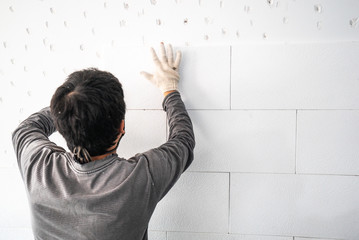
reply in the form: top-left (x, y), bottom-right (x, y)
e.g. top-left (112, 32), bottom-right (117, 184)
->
top-left (159, 43), bottom-right (167, 63)
top-left (140, 71), bottom-right (153, 81)
top-left (174, 50), bottom-right (182, 69)
top-left (167, 44), bottom-right (174, 66)
top-left (150, 48), bottom-right (161, 67)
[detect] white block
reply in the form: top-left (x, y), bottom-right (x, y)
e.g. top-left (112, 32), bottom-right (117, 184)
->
top-left (0, 228), bottom-right (33, 240)
top-left (103, 45), bottom-right (231, 110)
top-left (297, 110), bottom-right (359, 175)
top-left (0, 169), bottom-right (31, 228)
top-left (188, 110), bottom-right (296, 173)
top-left (168, 232), bottom-right (292, 240)
top-left (179, 46), bottom-right (231, 110)
top-left (295, 238), bottom-right (336, 240)
top-left (117, 110), bottom-right (167, 159)
top-left (102, 46), bottom-right (164, 109)
top-left (168, 232), bottom-right (228, 240)
top-left (149, 172), bottom-right (229, 233)
top-left (230, 173), bottom-right (359, 239)
top-left (231, 43), bottom-right (359, 109)
top-left (148, 231), bottom-right (167, 240)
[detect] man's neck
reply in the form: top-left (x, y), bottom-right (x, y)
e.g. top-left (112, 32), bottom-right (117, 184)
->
top-left (91, 150), bottom-right (116, 161)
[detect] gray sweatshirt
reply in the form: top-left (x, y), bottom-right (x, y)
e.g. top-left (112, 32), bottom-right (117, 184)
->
top-left (12, 91), bottom-right (195, 240)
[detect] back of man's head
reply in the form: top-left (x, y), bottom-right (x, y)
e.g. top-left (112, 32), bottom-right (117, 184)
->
top-left (50, 68), bottom-right (126, 163)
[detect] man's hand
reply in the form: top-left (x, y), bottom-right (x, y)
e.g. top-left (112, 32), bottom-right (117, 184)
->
top-left (141, 43), bottom-right (181, 95)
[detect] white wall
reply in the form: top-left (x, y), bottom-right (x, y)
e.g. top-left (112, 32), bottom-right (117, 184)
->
top-left (1, 0), bottom-right (358, 239)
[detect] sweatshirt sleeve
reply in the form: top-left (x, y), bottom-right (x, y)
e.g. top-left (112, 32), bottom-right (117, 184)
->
top-left (12, 107), bottom-right (65, 178)
top-left (140, 91), bottom-right (195, 200)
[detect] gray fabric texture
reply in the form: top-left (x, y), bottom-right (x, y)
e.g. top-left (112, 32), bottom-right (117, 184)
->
top-left (12, 91), bottom-right (195, 240)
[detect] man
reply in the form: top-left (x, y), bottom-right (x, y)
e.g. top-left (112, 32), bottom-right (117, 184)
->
top-left (12, 43), bottom-right (195, 240)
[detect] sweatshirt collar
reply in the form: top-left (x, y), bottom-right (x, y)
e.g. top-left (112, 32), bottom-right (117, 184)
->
top-left (68, 153), bottom-right (119, 174)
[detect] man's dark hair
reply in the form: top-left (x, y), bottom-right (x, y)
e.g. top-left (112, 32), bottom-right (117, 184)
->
top-left (50, 68), bottom-right (126, 163)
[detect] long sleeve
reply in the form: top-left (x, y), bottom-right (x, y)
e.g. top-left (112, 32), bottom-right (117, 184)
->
top-left (140, 91), bottom-right (195, 199)
top-left (12, 107), bottom-right (65, 178)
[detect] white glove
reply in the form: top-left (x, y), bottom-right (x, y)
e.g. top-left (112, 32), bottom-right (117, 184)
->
top-left (141, 43), bottom-right (182, 94)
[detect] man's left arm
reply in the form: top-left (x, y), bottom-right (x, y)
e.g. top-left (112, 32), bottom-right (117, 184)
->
top-left (12, 107), bottom-right (64, 178)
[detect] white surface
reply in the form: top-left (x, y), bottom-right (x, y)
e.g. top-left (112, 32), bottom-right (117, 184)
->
top-left (0, 169), bottom-right (31, 228)
top-left (149, 172), bottom-right (229, 233)
top-left (148, 231), bottom-right (167, 240)
top-left (102, 46), bottom-right (164, 110)
top-left (0, 228), bottom-right (33, 240)
top-left (188, 110), bottom-right (296, 173)
top-left (117, 110), bottom-right (167, 159)
top-left (179, 46), bottom-right (231, 110)
top-left (294, 238), bottom-right (340, 240)
top-left (102, 45), bottom-right (231, 110)
top-left (1, 0), bottom-right (358, 46)
top-left (168, 232), bottom-right (293, 240)
top-left (231, 43), bottom-right (359, 109)
top-left (297, 110), bottom-right (359, 175)
top-left (230, 173), bottom-right (359, 239)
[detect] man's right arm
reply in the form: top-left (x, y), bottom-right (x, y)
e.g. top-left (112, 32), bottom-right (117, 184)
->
top-left (138, 43), bottom-right (195, 200)
top-left (142, 91), bottom-right (195, 199)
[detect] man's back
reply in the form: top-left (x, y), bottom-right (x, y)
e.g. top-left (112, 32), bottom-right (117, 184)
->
top-left (27, 151), bottom-right (155, 239)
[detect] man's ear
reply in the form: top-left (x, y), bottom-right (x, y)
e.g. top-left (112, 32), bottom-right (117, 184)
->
top-left (119, 119), bottom-right (125, 134)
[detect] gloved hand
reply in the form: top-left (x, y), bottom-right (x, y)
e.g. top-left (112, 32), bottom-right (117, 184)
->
top-left (141, 43), bottom-right (182, 94)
